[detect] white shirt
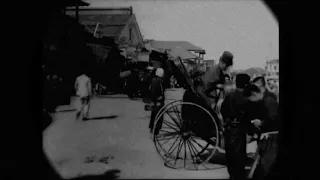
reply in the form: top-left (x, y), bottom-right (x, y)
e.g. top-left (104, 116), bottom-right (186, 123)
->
top-left (75, 74), bottom-right (91, 97)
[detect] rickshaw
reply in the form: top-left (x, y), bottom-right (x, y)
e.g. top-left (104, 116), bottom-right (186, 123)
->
top-left (151, 57), bottom-right (278, 178)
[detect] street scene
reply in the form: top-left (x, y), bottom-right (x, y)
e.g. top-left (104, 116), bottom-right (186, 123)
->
top-left (43, 0), bottom-right (279, 179)
top-left (44, 89), bottom-right (229, 179)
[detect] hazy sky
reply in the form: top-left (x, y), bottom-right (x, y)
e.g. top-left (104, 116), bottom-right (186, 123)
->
top-left (84, 0), bottom-right (278, 70)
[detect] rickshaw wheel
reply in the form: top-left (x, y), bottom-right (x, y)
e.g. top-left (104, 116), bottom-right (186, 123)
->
top-left (154, 100), bottom-right (182, 124)
top-left (153, 102), bottom-right (220, 170)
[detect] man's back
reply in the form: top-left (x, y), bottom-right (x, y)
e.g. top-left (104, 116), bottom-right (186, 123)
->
top-left (75, 74), bottom-right (91, 97)
top-left (150, 76), bottom-right (164, 102)
top-left (261, 90), bottom-right (279, 132)
top-left (202, 65), bottom-right (224, 86)
top-left (221, 89), bottom-right (247, 121)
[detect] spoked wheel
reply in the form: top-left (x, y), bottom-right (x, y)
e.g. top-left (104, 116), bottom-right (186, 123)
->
top-left (153, 102), bottom-right (220, 170)
top-left (154, 100), bottom-right (182, 124)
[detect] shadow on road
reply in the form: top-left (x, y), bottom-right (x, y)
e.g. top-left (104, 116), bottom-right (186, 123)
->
top-left (84, 115), bottom-right (119, 121)
top-left (197, 149), bottom-right (227, 168)
top-left (94, 95), bottom-right (129, 99)
top-left (200, 148), bottom-right (257, 172)
top-left (56, 109), bottom-right (77, 113)
top-left (43, 152), bottom-right (121, 180)
top-left (72, 169), bottom-right (121, 180)
top-left (207, 150), bottom-right (227, 165)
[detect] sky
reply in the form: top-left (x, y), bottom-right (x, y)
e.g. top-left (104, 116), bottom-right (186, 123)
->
top-left (84, 0), bottom-right (278, 70)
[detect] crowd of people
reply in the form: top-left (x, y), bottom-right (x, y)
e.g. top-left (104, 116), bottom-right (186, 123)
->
top-left (197, 51), bottom-right (279, 180)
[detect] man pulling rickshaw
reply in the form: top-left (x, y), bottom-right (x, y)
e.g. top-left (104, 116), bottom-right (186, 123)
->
top-left (198, 51), bottom-right (234, 111)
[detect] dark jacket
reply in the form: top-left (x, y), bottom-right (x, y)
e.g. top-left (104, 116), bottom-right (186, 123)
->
top-left (246, 90), bottom-right (279, 133)
top-left (150, 76), bottom-right (164, 103)
top-left (221, 89), bottom-right (247, 124)
top-left (260, 90), bottom-right (279, 132)
top-left (201, 65), bottom-right (225, 95)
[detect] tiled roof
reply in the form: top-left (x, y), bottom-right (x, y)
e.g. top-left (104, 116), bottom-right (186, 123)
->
top-left (150, 40), bottom-right (205, 52)
top-left (68, 14), bottom-right (132, 37)
top-left (100, 26), bottom-right (125, 37)
top-left (79, 14), bottom-right (131, 25)
top-left (84, 23), bottom-right (125, 37)
top-left (168, 46), bottom-right (198, 60)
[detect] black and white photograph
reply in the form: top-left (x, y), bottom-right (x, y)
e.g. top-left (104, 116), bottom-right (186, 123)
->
top-left (42, 0), bottom-right (280, 179)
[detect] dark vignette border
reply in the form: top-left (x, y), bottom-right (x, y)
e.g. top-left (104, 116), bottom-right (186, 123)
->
top-left (4, 0), bottom-right (310, 180)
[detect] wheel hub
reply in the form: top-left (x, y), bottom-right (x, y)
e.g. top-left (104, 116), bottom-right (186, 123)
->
top-left (181, 131), bottom-right (192, 140)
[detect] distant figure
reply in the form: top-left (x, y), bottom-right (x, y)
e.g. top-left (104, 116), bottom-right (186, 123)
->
top-left (142, 67), bottom-right (155, 103)
top-left (126, 68), bottom-right (140, 99)
top-left (149, 68), bottom-right (165, 134)
top-left (269, 80), bottom-right (279, 100)
top-left (75, 72), bottom-right (92, 120)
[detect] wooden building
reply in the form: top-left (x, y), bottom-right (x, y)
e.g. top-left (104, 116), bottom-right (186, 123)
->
top-left (146, 40), bottom-right (206, 64)
top-left (66, 7), bottom-right (144, 53)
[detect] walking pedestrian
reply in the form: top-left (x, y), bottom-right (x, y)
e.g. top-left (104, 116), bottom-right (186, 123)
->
top-left (148, 68), bottom-right (165, 135)
top-left (220, 73), bottom-right (252, 180)
top-left (126, 69), bottom-right (140, 99)
top-left (75, 71), bottom-right (92, 120)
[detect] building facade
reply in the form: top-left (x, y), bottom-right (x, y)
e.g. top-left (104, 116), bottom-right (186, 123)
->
top-left (146, 40), bottom-right (205, 62)
top-left (265, 59), bottom-right (279, 80)
top-left (66, 7), bottom-right (144, 57)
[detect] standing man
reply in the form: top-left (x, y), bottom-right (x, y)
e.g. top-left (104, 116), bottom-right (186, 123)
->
top-left (200, 51), bottom-right (234, 108)
top-left (198, 51), bottom-right (233, 127)
top-left (249, 76), bottom-right (280, 179)
top-left (251, 76), bottom-right (279, 132)
top-left (75, 71), bottom-right (92, 120)
top-left (220, 73), bottom-right (251, 180)
top-left (149, 68), bottom-right (165, 135)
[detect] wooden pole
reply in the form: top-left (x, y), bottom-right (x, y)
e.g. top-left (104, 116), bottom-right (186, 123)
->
top-left (93, 23), bottom-right (100, 37)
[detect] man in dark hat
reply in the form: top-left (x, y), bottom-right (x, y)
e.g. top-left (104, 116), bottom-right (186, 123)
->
top-left (200, 51), bottom-right (233, 106)
top-left (149, 68), bottom-right (165, 135)
top-left (198, 51), bottom-right (234, 126)
top-left (252, 76), bottom-right (277, 103)
top-left (221, 73), bottom-right (251, 180)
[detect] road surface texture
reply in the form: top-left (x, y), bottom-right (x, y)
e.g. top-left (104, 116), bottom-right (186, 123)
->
top-left (43, 88), bottom-right (256, 179)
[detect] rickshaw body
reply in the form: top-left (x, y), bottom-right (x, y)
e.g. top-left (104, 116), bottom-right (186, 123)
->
top-left (151, 56), bottom-right (224, 170)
